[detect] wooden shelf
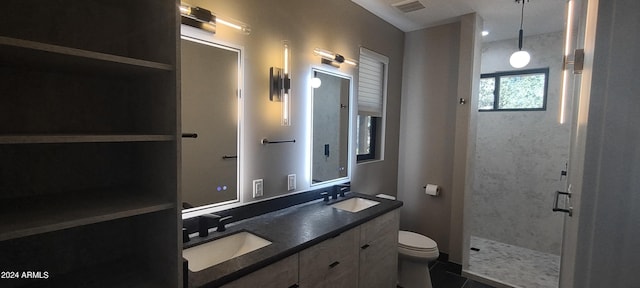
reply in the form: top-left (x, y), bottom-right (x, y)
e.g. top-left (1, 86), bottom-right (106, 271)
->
top-left (0, 36), bottom-right (173, 74)
top-left (0, 191), bottom-right (175, 241)
top-left (0, 134), bottom-right (175, 144)
top-left (2, 0), bottom-right (180, 285)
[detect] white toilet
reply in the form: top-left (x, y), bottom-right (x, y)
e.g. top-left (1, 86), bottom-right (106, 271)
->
top-left (377, 194), bottom-right (439, 288)
top-left (398, 230), bottom-right (439, 288)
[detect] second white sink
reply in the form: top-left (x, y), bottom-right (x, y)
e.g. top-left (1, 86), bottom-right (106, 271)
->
top-left (183, 231), bottom-right (272, 272)
top-left (331, 197), bottom-right (380, 213)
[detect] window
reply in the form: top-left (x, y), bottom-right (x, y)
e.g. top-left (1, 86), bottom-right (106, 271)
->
top-left (356, 114), bottom-right (377, 161)
top-left (357, 48), bottom-right (388, 162)
top-left (479, 68), bottom-right (549, 111)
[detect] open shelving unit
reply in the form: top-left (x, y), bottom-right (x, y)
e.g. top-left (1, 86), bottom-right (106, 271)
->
top-left (0, 36), bottom-right (174, 74)
top-left (0, 190), bottom-right (175, 241)
top-left (0, 0), bottom-right (180, 287)
top-left (0, 134), bottom-right (175, 144)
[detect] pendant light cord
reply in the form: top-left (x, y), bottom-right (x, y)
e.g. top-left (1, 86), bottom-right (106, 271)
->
top-left (520, 0), bottom-right (525, 30)
top-left (517, 0), bottom-right (527, 50)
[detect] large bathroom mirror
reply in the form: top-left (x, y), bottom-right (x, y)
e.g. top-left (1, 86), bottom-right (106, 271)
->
top-left (311, 69), bottom-right (352, 185)
top-left (181, 34), bottom-right (241, 212)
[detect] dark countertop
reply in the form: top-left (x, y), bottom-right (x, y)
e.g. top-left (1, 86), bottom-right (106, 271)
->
top-left (185, 192), bottom-right (403, 288)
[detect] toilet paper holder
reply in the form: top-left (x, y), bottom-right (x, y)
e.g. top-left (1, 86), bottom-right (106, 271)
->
top-left (423, 184), bottom-right (440, 196)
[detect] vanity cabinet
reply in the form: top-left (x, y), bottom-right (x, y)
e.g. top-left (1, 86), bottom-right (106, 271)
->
top-left (299, 227), bottom-right (360, 288)
top-left (205, 207), bottom-right (400, 288)
top-left (0, 0), bottom-right (180, 287)
top-left (358, 210), bottom-right (400, 288)
top-left (221, 254), bottom-right (299, 288)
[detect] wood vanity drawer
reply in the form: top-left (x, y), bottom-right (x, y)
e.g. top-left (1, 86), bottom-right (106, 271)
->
top-left (299, 227), bottom-right (359, 288)
top-left (359, 230), bottom-right (398, 288)
top-left (359, 209), bottom-right (399, 246)
top-left (358, 209), bottom-right (399, 288)
top-left (221, 254), bottom-right (299, 288)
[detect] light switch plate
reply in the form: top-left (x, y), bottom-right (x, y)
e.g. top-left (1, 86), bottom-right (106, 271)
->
top-left (287, 174), bottom-right (296, 191)
top-left (253, 179), bottom-right (263, 198)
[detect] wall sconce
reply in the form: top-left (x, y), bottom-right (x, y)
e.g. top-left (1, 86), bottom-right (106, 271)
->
top-left (313, 48), bottom-right (357, 68)
top-left (270, 42), bottom-right (291, 126)
top-left (180, 3), bottom-right (251, 34)
top-left (559, 0), bottom-right (585, 124)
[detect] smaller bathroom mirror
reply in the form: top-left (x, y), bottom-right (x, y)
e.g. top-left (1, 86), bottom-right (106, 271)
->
top-left (311, 69), bottom-right (352, 185)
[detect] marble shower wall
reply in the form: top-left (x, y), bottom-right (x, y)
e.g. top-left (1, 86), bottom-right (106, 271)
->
top-left (470, 31), bottom-right (569, 255)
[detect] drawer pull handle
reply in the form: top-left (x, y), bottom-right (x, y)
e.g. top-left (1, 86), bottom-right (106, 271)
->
top-left (329, 261), bottom-right (340, 268)
top-left (361, 244), bottom-right (370, 250)
top-left (288, 285), bottom-right (299, 288)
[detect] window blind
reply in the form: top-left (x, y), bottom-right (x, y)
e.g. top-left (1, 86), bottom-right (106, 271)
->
top-left (358, 49), bottom-right (387, 117)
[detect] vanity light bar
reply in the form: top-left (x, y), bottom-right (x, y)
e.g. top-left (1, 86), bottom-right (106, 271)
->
top-left (180, 4), bottom-right (216, 33)
top-left (343, 59), bottom-right (357, 66)
top-left (179, 4), bottom-right (190, 14)
top-left (313, 48), bottom-right (357, 67)
top-left (216, 17), bottom-right (251, 35)
top-left (180, 3), bottom-right (251, 35)
top-left (284, 43), bottom-right (290, 75)
top-left (314, 48), bottom-right (335, 59)
top-left (270, 41), bottom-right (292, 126)
top-left (282, 41), bottom-right (291, 126)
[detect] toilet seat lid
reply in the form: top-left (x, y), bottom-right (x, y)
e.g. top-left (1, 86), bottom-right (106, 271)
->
top-left (399, 231), bottom-right (437, 250)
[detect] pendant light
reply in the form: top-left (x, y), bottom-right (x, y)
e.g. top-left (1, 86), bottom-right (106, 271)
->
top-left (510, 0), bottom-right (531, 68)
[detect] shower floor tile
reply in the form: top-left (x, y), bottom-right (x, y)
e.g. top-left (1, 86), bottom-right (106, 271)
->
top-left (468, 236), bottom-right (560, 288)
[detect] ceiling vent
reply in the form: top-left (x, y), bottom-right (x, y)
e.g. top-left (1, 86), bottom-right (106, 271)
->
top-left (392, 0), bottom-right (426, 13)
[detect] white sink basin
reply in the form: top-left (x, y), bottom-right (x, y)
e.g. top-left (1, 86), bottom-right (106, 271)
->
top-left (331, 197), bottom-right (380, 213)
top-left (183, 231), bottom-right (272, 272)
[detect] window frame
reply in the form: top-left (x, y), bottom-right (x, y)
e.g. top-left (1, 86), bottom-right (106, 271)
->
top-left (356, 115), bottom-right (378, 162)
top-left (479, 68), bottom-right (549, 112)
top-left (356, 47), bottom-right (388, 163)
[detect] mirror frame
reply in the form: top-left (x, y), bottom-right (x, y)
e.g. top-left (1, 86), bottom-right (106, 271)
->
top-left (309, 67), bottom-right (354, 187)
top-left (180, 25), bottom-right (245, 219)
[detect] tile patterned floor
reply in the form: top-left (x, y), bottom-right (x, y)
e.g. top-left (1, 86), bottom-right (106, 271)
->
top-left (429, 260), bottom-right (496, 288)
top-left (467, 236), bottom-right (560, 288)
